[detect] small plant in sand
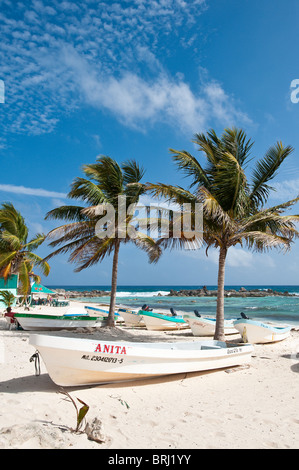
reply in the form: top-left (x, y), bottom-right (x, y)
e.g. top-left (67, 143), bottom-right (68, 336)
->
top-left (59, 389), bottom-right (89, 433)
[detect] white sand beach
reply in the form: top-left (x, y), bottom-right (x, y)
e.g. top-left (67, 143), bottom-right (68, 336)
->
top-left (0, 301), bottom-right (299, 449)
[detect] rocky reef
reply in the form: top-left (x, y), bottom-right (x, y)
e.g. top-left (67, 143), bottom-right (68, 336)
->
top-left (167, 286), bottom-right (296, 297)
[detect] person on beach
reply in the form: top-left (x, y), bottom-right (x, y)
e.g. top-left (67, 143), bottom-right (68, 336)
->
top-left (4, 306), bottom-right (16, 326)
top-left (4, 307), bottom-right (22, 329)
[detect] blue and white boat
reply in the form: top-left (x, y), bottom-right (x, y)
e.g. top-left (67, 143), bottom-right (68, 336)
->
top-left (233, 314), bottom-right (291, 344)
top-left (84, 305), bottom-right (123, 322)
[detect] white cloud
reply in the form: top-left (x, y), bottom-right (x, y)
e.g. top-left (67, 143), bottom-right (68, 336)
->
top-left (226, 247), bottom-right (254, 268)
top-left (271, 178), bottom-right (299, 202)
top-left (60, 45), bottom-right (251, 133)
top-left (0, 184), bottom-right (67, 199)
top-left (185, 245), bottom-right (275, 269)
top-left (0, 0), bottom-right (251, 137)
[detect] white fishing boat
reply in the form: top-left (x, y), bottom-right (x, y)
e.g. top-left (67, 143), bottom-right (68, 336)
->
top-left (118, 308), bottom-right (145, 327)
top-left (29, 333), bottom-right (254, 386)
top-left (233, 317), bottom-right (291, 344)
top-left (184, 312), bottom-right (238, 336)
top-left (84, 305), bottom-right (124, 322)
top-left (14, 311), bottom-right (107, 331)
top-left (140, 309), bottom-right (189, 331)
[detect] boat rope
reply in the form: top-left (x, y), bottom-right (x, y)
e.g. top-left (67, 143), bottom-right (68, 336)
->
top-left (29, 351), bottom-right (41, 376)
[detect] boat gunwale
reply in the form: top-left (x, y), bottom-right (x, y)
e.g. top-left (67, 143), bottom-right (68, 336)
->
top-left (29, 334), bottom-right (254, 359)
top-left (139, 309), bottom-right (186, 323)
top-left (233, 319), bottom-right (291, 333)
top-left (15, 313), bottom-right (103, 321)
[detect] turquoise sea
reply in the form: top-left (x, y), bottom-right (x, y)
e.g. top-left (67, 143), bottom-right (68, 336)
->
top-left (48, 285), bottom-right (299, 326)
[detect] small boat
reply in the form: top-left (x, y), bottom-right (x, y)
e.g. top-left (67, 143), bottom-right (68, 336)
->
top-left (233, 314), bottom-right (291, 344)
top-left (29, 333), bottom-right (254, 386)
top-left (84, 305), bottom-right (124, 322)
top-left (84, 305), bottom-right (110, 317)
top-left (118, 308), bottom-right (145, 327)
top-left (140, 309), bottom-right (189, 331)
top-left (184, 311), bottom-right (238, 336)
top-left (14, 312), bottom-right (107, 331)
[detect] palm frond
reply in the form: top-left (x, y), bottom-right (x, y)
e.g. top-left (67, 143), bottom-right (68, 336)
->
top-left (250, 142), bottom-right (294, 206)
top-left (212, 151), bottom-right (248, 214)
top-left (83, 156), bottom-right (124, 201)
top-left (0, 251), bottom-right (17, 269)
top-left (68, 178), bottom-right (108, 206)
top-left (73, 237), bottom-right (116, 272)
top-left (220, 127), bottom-right (254, 166)
top-left (147, 183), bottom-right (197, 205)
top-left (170, 149), bottom-right (211, 189)
top-left (236, 231), bottom-right (293, 253)
top-left (25, 252), bottom-right (51, 276)
top-left (0, 202), bottom-right (28, 242)
top-left (193, 131), bottom-right (220, 168)
top-left (45, 205), bottom-right (87, 222)
top-left (24, 233), bottom-right (46, 251)
top-left (0, 231), bottom-right (21, 251)
top-left (122, 160), bottom-right (145, 184)
top-left (130, 233), bottom-right (162, 264)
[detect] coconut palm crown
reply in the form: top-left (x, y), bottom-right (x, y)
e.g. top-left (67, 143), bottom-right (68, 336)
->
top-left (148, 128), bottom-right (299, 340)
top-left (45, 156), bottom-right (161, 326)
top-left (0, 202), bottom-right (50, 296)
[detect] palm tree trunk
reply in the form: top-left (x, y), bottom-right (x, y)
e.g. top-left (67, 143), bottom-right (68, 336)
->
top-left (107, 239), bottom-right (120, 327)
top-left (214, 245), bottom-right (227, 341)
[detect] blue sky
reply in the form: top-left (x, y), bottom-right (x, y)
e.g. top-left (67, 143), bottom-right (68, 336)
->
top-left (0, 0), bottom-right (298, 286)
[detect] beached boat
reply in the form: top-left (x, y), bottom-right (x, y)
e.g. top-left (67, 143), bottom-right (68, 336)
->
top-left (140, 309), bottom-right (189, 331)
top-left (14, 312), bottom-right (107, 331)
top-left (29, 333), bottom-right (254, 386)
top-left (233, 317), bottom-right (291, 344)
top-left (184, 313), bottom-right (238, 336)
top-left (84, 305), bottom-right (110, 317)
top-left (84, 305), bottom-right (124, 322)
top-left (118, 308), bottom-right (145, 327)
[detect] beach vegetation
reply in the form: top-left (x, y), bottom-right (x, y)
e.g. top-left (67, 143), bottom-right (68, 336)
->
top-left (0, 202), bottom-right (50, 297)
top-left (44, 156), bottom-right (161, 326)
top-left (0, 289), bottom-right (15, 308)
top-left (59, 389), bottom-right (89, 433)
top-left (148, 128), bottom-right (299, 340)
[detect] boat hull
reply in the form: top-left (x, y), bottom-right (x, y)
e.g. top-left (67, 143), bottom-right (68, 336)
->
top-left (85, 306), bottom-right (124, 323)
top-left (120, 310), bottom-right (145, 327)
top-left (140, 310), bottom-right (189, 331)
top-left (14, 313), bottom-right (106, 331)
top-left (29, 334), bottom-right (254, 386)
top-left (233, 319), bottom-right (291, 344)
top-left (185, 316), bottom-right (238, 336)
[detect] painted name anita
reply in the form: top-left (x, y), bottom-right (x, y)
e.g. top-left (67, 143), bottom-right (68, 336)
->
top-left (94, 343), bottom-right (127, 354)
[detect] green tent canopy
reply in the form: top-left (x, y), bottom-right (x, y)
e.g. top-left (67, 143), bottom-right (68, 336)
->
top-left (31, 283), bottom-right (55, 294)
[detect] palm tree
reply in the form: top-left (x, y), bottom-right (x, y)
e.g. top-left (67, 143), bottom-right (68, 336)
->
top-left (0, 202), bottom-right (50, 297)
top-left (44, 156), bottom-right (161, 326)
top-left (148, 128), bottom-right (299, 340)
top-left (0, 290), bottom-right (15, 308)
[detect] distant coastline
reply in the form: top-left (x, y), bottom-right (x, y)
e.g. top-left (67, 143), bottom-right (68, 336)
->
top-left (167, 287), bottom-right (296, 297)
top-left (53, 286), bottom-right (297, 298)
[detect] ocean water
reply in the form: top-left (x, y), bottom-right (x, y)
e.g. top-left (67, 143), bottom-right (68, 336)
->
top-left (48, 285), bottom-right (299, 326)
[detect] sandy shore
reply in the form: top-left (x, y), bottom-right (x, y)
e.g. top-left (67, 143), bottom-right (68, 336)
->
top-left (0, 302), bottom-right (299, 449)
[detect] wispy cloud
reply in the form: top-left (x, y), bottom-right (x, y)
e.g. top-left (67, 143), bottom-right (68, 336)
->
top-left (0, 0), bottom-right (251, 138)
top-left (185, 245), bottom-right (275, 269)
top-left (272, 178), bottom-right (299, 202)
top-left (0, 184), bottom-right (67, 199)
